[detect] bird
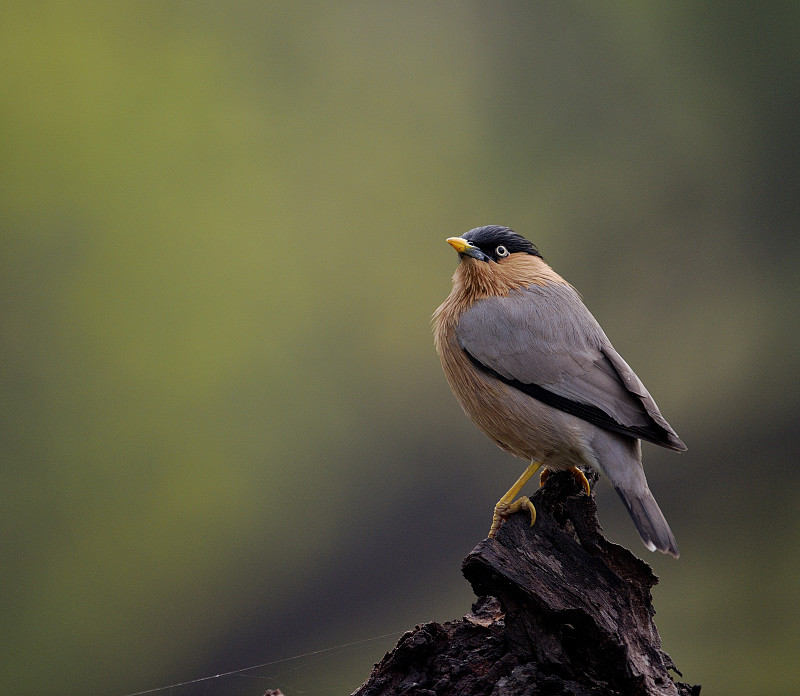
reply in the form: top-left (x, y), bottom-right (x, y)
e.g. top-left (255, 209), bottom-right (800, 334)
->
top-left (433, 225), bottom-right (686, 557)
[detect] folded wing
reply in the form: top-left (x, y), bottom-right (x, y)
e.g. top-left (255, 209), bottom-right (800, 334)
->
top-left (456, 283), bottom-right (686, 451)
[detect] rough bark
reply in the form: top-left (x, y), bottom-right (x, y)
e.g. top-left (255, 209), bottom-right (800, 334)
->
top-left (353, 470), bottom-right (699, 696)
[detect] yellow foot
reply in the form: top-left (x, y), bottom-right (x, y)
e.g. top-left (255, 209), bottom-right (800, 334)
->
top-left (488, 496), bottom-right (536, 538)
top-left (487, 460), bottom-right (542, 539)
top-left (539, 466), bottom-right (591, 496)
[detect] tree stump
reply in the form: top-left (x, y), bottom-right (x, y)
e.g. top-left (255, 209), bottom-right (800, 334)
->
top-left (353, 470), bottom-right (699, 696)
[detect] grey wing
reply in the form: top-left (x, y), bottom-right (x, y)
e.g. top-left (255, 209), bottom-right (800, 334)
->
top-left (456, 284), bottom-right (686, 451)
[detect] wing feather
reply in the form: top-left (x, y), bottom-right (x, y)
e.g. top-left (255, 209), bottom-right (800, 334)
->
top-left (456, 284), bottom-right (686, 450)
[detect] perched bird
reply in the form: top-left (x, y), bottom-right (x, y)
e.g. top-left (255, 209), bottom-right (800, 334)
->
top-left (433, 225), bottom-right (686, 557)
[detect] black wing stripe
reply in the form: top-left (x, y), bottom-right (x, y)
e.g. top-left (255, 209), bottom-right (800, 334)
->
top-left (464, 350), bottom-right (676, 448)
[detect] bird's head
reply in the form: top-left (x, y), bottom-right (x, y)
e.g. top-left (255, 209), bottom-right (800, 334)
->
top-left (446, 226), bottom-right (542, 264)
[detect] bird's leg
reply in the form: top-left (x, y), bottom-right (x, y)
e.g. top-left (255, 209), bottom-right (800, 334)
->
top-left (539, 466), bottom-right (591, 496)
top-left (488, 460), bottom-right (542, 538)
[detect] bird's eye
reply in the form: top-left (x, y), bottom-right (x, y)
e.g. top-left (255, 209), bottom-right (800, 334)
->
top-left (495, 245), bottom-right (509, 258)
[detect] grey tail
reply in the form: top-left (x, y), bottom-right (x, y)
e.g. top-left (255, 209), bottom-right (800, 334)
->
top-left (615, 486), bottom-right (680, 558)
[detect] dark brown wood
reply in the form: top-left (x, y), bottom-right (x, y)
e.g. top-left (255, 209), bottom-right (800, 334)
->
top-left (353, 470), bottom-right (699, 696)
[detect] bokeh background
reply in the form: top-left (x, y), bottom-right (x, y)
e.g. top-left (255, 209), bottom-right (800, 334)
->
top-left (2, 2), bottom-right (799, 695)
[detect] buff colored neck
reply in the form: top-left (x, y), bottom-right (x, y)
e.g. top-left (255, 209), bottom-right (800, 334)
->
top-left (452, 254), bottom-right (567, 302)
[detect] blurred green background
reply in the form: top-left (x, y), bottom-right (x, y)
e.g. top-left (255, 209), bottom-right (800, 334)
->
top-left (2, 2), bottom-right (798, 695)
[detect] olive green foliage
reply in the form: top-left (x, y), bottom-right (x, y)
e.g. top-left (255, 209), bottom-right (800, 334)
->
top-left (2, 2), bottom-right (798, 695)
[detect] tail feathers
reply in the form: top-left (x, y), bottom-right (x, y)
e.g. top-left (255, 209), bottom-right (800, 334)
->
top-left (615, 486), bottom-right (679, 558)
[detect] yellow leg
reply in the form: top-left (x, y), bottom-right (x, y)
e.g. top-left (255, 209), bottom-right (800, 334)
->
top-left (488, 460), bottom-right (542, 538)
top-left (539, 466), bottom-right (591, 496)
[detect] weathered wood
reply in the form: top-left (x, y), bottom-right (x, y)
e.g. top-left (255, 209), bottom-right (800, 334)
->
top-left (353, 470), bottom-right (699, 696)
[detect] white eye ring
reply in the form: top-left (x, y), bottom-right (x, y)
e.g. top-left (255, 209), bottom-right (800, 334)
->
top-left (495, 245), bottom-right (509, 257)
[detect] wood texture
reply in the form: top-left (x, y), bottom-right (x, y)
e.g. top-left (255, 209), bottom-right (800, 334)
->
top-left (353, 471), bottom-right (699, 696)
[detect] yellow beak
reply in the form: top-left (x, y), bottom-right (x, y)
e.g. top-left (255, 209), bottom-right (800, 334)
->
top-left (446, 237), bottom-right (471, 254)
top-left (447, 236), bottom-right (488, 261)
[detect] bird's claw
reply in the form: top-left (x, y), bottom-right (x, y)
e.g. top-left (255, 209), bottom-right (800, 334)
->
top-left (539, 466), bottom-right (591, 496)
top-left (488, 496), bottom-right (536, 538)
top-left (571, 467), bottom-right (591, 496)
